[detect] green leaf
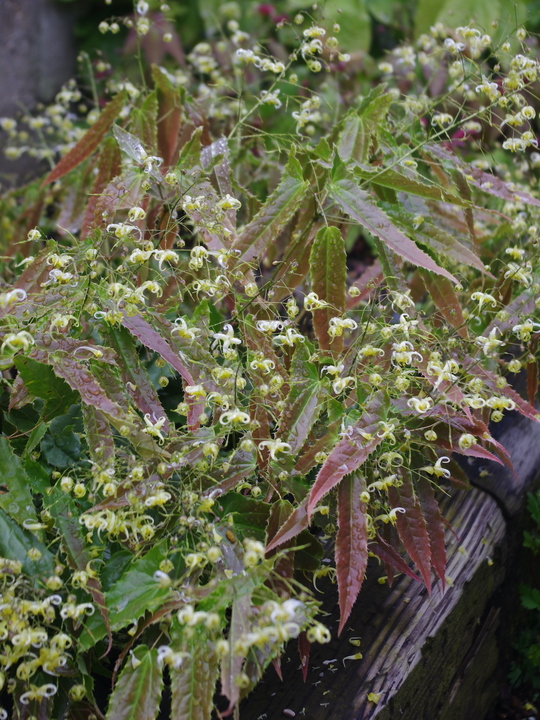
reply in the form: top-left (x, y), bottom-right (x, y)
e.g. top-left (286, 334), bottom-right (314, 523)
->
top-left (337, 91), bottom-right (392, 165)
top-left (113, 124), bottom-right (148, 164)
top-left (106, 540), bottom-right (170, 631)
top-left (318, 0), bottom-right (371, 52)
top-left (329, 177), bottom-right (457, 282)
top-left (218, 494), bottom-right (271, 542)
top-left (414, 0), bottom-right (527, 43)
top-left (354, 164), bottom-right (469, 206)
top-left (42, 90), bottom-right (127, 186)
top-left (130, 91), bottom-right (158, 155)
top-left (0, 507), bottom-right (54, 577)
top-left (79, 542), bottom-right (170, 650)
top-left (231, 152), bottom-right (309, 263)
top-left (309, 226), bottom-right (347, 353)
top-left (14, 356), bottom-right (78, 419)
top-left (0, 437), bottom-right (37, 524)
top-left (41, 418), bottom-right (82, 469)
top-left (170, 626), bottom-right (219, 720)
top-left (521, 584), bottom-right (540, 612)
top-left (106, 645), bottom-right (163, 720)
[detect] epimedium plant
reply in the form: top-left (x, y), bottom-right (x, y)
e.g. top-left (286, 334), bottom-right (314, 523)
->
top-left (1, 2), bottom-right (540, 718)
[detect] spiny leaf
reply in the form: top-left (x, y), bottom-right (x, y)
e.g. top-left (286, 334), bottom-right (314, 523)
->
top-left (418, 268), bottom-right (468, 339)
top-left (14, 356), bottom-right (78, 419)
top-left (307, 393), bottom-right (387, 520)
top-left (42, 91), bottom-right (127, 186)
top-left (231, 153), bottom-right (309, 263)
top-left (336, 473), bottom-right (368, 635)
top-left (329, 177), bottom-right (457, 282)
top-left (265, 498), bottom-right (309, 554)
top-left (354, 164), bottom-right (470, 206)
top-left (278, 342), bottom-right (321, 456)
top-left (221, 591), bottom-right (251, 711)
top-left (121, 314), bottom-right (202, 430)
top-left (427, 143), bottom-right (540, 209)
top-left (417, 477), bottom-right (446, 589)
top-left (413, 221), bottom-right (486, 274)
top-left (106, 541), bottom-right (170, 631)
top-left (106, 645), bottom-right (163, 720)
top-left (388, 476), bottom-right (432, 592)
top-left (152, 64), bottom-right (183, 167)
top-left (113, 124), bottom-right (148, 163)
top-left (371, 533), bottom-right (422, 583)
top-left (309, 226), bottom-right (347, 353)
top-left (170, 627), bottom-right (219, 720)
top-left (81, 136), bottom-right (122, 240)
top-left (130, 91), bottom-right (159, 154)
top-left (0, 437), bottom-right (38, 525)
top-left (337, 90), bottom-right (392, 164)
top-left (82, 404), bottom-right (115, 465)
top-left (0, 507), bottom-right (54, 579)
top-left (106, 327), bottom-right (169, 433)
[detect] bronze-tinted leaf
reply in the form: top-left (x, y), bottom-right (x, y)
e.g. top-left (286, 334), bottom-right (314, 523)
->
top-left (418, 268), bottom-right (468, 339)
top-left (329, 177), bottom-right (457, 282)
top-left (388, 477), bottom-right (432, 592)
top-left (417, 477), bottom-right (446, 588)
top-left (336, 473), bottom-right (368, 634)
top-left (307, 393), bottom-right (387, 519)
top-left (42, 91), bottom-right (127, 186)
top-left (106, 645), bottom-right (163, 720)
top-left (231, 153), bottom-right (309, 263)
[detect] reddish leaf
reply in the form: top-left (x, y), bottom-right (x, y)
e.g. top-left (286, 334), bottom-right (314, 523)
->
top-left (436, 436), bottom-right (504, 465)
top-left (152, 64), bottom-right (182, 167)
top-left (418, 268), bottom-right (468, 339)
top-left (42, 91), bottom-right (127, 186)
top-left (294, 418), bottom-right (341, 477)
top-left (106, 327), bottom-right (169, 434)
top-left (336, 474), bottom-right (368, 635)
top-left (371, 534), bottom-right (422, 583)
top-left (81, 136), bottom-right (122, 239)
top-left (121, 314), bottom-right (202, 430)
top-left (528, 359), bottom-right (538, 407)
top-left (416, 477), bottom-right (446, 588)
top-left (463, 357), bottom-right (540, 423)
top-left (388, 477), bottom-right (432, 592)
top-left (309, 226), bottom-right (347, 353)
top-left (278, 342), bottom-right (321, 457)
top-left (329, 177), bottom-right (457, 283)
top-left (307, 394), bottom-right (386, 520)
top-left (298, 631), bottom-right (310, 682)
top-left (428, 144), bottom-right (540, 209)
top-left (265, 498), bottom-right (309, 554)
